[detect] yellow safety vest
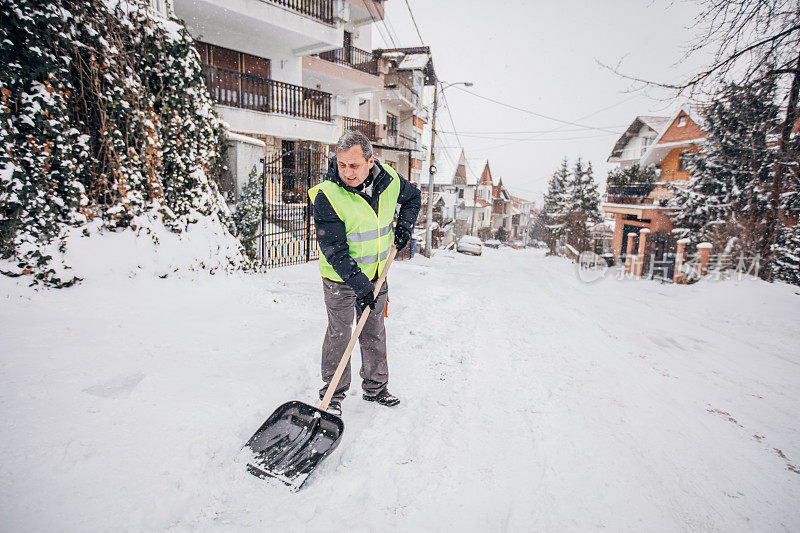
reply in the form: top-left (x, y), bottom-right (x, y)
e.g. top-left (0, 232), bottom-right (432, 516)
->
top-left (308, 163), bottom-right (401, 282)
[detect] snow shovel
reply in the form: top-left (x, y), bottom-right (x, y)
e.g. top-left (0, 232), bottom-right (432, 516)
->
top-left (244, 245), bottom-right (398, 490)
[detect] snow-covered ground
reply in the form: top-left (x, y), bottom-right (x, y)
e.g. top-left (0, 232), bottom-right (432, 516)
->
top-left (2, 247), bottom-right (799, 531)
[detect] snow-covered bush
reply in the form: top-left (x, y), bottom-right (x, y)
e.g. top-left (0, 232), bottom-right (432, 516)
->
top-left (0, 0), bottom-right (244, 286)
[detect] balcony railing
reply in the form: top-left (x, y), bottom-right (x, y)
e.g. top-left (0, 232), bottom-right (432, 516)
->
top-left (603, 194), bottom-right (655, 206)
top-left (380, 128), bottom-right (418, 149)
top-left (606, 183), bottom-right (655, 200)
top-left (384, 73), bottom-right (418, 106)
top-left (342, 116), bottom-right (378, 141)
top-left (318, 46), bottom-right (378, 75)
top-left (268, 0), bottom-right (333, 24)
top-left (202, 64), bottom-right (331, 121)
top-left (604, 183), bottom-right (655, 205)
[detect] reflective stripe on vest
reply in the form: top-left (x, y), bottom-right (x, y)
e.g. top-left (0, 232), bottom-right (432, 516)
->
top-left (346, 223), bottom-right (393, 244)
top-left (308, 162), bottom-right (401, 282)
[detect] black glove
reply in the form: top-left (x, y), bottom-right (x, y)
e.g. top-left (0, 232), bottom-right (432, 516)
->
top-left (394, 225), bottom-right (411, 251)
top-left (356, 290), bottom-right (376, 313)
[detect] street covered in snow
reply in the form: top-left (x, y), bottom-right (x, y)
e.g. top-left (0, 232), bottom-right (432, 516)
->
top-left (1, 247), bottom-right (799, 531)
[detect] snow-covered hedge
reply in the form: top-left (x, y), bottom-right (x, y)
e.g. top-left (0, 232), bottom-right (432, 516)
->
top-left (0, 0), bottom-right (246, 286)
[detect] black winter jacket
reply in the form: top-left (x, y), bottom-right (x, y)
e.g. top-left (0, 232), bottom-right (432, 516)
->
top-left (312, 156), bottom-right (421, 297)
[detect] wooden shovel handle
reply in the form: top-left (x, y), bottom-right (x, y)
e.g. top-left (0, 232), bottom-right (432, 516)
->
top-left (319, 246), bottom-right (398, 411)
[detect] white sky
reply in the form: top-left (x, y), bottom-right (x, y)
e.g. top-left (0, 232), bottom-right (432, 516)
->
top-left (373, 0), bottom-right (708, 205)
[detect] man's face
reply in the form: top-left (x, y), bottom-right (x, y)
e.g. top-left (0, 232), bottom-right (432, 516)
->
top-left (337, 145), bottom-right (375, 188)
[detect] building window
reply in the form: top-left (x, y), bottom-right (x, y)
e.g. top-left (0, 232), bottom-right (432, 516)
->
top-left (458, 189), bottom-right (464, 199)
top-left (386, 113), bottom-right (398, 137)
top-left (678, 115), bottom-right (686, 127)
top-left (196, 41), bottom-right (271, 79)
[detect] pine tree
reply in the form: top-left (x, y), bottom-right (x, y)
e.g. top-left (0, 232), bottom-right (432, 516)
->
top-left (562, 158), bottom-right (602, 250)
top-left (542, 157), bottom-right (570, 253)
top-left (671, 78), bottom-right (781, 276)
top-left (772, 222), bottom-right (800, 286)
top-left (496, 225), bottom-right (507, 242)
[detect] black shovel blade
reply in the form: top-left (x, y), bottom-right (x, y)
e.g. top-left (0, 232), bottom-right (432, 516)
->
top-left (244, 401), bottom-right (344, 490)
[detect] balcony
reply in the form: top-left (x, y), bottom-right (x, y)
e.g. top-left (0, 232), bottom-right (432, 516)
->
top-left (270, 0), bottom-right (333, 24)
top-left (318, 45), bottom-right (378, 75)
top-left (173, 0), bottom-right (340, 58)
top-left (380, 128), bottom-right (418, 150)
top-left (342, 116), bottom-right (378, 141)
top-left (383, 73), bottom-right (419, 108)
top-left (346, 0), bottom-right (385, 25)
top-left (202, 64), bottom-right (331, 121)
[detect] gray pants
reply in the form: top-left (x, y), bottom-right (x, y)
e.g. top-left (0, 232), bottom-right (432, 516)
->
top-left (320, 277), bottom-right (389, 402)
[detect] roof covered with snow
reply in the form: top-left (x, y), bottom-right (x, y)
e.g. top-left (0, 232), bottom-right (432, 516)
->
top-left (397, 54), bottom-right (430, 71)
top-left (432, 146), bottom-right (479, 185)
top-left (608, 116), bottom-right (670, 161)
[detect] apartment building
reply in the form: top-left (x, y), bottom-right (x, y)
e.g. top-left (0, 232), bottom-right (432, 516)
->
top-left (149, 0), bottom-right (434, 266)
top-left (170, 0), bottom-right (391, 200)
top-left (372, 47), bottom-right (433, 183)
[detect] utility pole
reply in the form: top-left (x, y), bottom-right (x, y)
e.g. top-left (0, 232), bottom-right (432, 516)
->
top-left (424, 80), bottom-right (439, 258)
top-left (423, 80), bottom-right (472, 257)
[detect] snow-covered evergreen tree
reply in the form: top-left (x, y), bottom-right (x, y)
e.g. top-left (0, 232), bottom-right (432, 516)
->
top-left (496, 225), bottom-right (508, 242)
top-left (772, 222), bottom-right (800, 286)
top-left (541, 157), bottom-right (602, 253)
top-left (671, 79), bottom-right (781, 276)
top-left (542, 158), bottom-right (570, 253)
top-left (563, 158), bottom-right (602, 251)
top-left (230, 165), bottom-right (263, 259)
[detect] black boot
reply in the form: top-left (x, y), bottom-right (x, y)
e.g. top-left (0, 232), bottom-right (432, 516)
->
top-left (326, 400), bottom-right (342, 416)
top-left (363, 389), bottom-right (400, 407)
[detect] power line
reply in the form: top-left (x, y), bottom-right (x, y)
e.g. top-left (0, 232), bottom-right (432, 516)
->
top-left (450, 85), bottom-right (624, 134)
top-left (433, 131), bottom-right (621, 141)
top-left (403, 0), bottom-right (425, 46)
top-left (450, 132), bottom-right (616, 155)
top-left (383, 16), bottom-right (403, 49)
top-left (439, 84), bottom-right (483, 180)
top-left (436, 125), bottom-right (627, 136)
top-left (364, 1), bottom-right (397, 48)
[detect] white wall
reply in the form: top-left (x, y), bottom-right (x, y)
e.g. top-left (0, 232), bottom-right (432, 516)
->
top-left (618, 130), bottom-right (657, 168)
top-left (226, 137), bottom-right (265, 200)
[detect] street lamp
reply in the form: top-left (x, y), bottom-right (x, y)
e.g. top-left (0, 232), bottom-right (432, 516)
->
top-left (424, 80), bottom-right (473, 258)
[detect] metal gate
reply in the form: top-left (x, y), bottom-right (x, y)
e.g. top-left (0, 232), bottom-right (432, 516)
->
top-left (642, 231), bottom-right (678, 281)
top-left (258, 147), bottom-right (326, 268)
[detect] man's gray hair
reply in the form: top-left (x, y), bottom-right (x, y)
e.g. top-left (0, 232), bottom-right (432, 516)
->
top-left (336, 130), bottom-right (373, 160)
